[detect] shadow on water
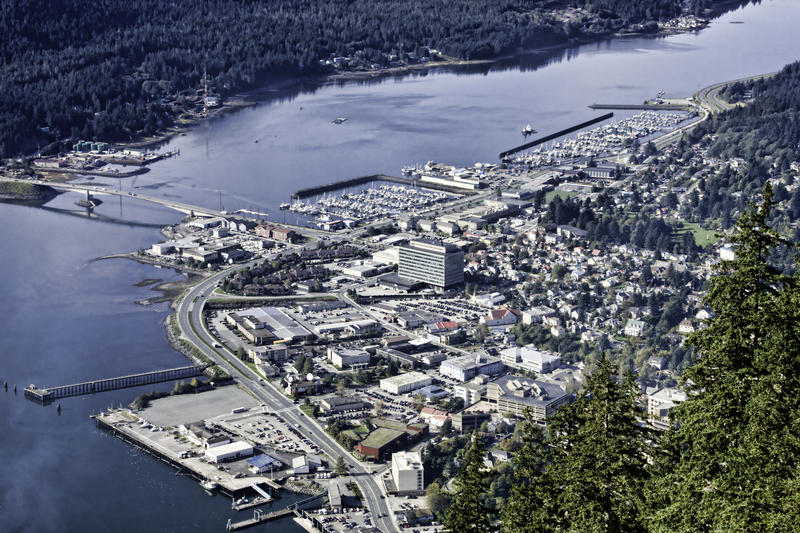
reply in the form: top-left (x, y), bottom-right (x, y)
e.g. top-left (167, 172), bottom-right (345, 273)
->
top-left (26, 203), bottom-right (169, 229)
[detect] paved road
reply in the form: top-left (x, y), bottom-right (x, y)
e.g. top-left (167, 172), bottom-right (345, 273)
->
top-left (176, 267), bottom-right (397, 532)
top-left (647, 71), bottom-right (777, 152)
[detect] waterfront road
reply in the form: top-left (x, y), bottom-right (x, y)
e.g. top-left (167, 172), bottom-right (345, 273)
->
top-left (175, 267), bottom-right (397, 533)
top-left (649, 71), bottom-right (777, 152)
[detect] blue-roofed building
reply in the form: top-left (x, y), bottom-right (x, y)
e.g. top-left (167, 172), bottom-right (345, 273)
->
top-left (247, 453), bottom-right (282, 474)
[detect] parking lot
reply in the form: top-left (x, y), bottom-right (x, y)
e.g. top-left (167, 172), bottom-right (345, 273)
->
top-left (211, 408), bottom-right (326, 458)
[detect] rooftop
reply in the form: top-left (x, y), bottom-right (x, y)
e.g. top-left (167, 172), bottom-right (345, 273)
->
top-left (380, 371), bottom-right (431, 387)
top-left (360, 427), bottom-right (405, 449)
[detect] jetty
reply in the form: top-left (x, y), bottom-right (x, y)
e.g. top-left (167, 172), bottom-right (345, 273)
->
top-left (499, 113), bottom-right (614, 159)
top-left (24, 364), bottom-right (210, 403)
top-left (291, 173), bottom-right (416, 199)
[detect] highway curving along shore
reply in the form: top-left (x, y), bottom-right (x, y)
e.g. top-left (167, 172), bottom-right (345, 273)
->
top-left (175, 265), bottom-right (398, 533)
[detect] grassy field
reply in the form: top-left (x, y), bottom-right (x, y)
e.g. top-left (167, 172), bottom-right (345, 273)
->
top-left (544, 190), bottom-right (579, 203)
top-left (673, 220), bottom-right (718, 248)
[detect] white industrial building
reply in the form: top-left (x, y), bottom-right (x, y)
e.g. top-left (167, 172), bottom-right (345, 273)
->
top-left (453, 376), bottom-right (487, 405)
top-left (204, 441), bottom-right (253, 463)
top-left (292, 454), bottom-right (323, 474)
top-left (327, 347), bottom-right (371, 369)
top-left (391, 451), bottom-right (425, 494)
top-left (439, 353), bottom-right (503, 382)
top-left (499, 345), bottom-right (561, 373)
top-left (380, 372), bottom-right (432, 395)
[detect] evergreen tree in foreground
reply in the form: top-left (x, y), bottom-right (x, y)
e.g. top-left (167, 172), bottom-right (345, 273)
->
top-left (445, 432), bottom-right (494, 533)
top-left (501, 412), bottom-right (557, 533)
top-left (649, 184), bottom-right (800, 531)
top-left (503, 358), bottom-right (651, 532)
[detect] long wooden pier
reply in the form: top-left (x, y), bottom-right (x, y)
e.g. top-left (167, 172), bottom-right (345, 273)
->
top-left (24, 364), bottom-right (210, 403)
top-left (499, 113), bottom-right (614, 159)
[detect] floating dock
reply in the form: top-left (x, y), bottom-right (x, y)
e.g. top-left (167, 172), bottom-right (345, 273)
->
top-left (24, 364), bottom-right (210, 403)
top-left (232, 495), bottom-right (273, 512)
top-left (226, 492), bottom-right (327, 531)
top-left (499, 113), bottom-right (614, 159)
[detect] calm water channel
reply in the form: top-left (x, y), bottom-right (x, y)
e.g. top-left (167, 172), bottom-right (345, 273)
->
top-left (1, 1), bottom-right (799, 531)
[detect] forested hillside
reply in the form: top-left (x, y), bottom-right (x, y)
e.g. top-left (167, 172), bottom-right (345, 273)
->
top-left (0, 0), bottom-right (722, 157)
top-left (703, 61), bottom-right (800, 166)
top-left (676, 60), bottom-right (800, 248)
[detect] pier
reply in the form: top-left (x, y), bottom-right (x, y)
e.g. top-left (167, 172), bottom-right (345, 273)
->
top-left (226, 491), bottom-right (327, 531)
top-left (24, 364), bottom-right (210, 403)
top-left (499, 112), bottom-right (614, 159)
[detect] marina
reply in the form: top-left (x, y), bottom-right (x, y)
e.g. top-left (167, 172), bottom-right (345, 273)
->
top-left (499, 113), bottom-right (614, 159)
top-left (509, 110), bottom-right (693, 167)
top-left (290, 174), bottom-right (416, 199)
top-left (287, 184), bottom-right (452, 225)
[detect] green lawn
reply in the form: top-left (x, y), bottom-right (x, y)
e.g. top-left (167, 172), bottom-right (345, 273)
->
top-left (545, 190), bottom-right (579, 203)
top-left (673, 220), bottom-right (718, 248)
top-left (300, 403), bottom-right (316, 417)
top-left (352, 424), bottom-right (370, 435)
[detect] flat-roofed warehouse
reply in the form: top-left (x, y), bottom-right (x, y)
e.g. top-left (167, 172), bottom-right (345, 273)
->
top-left (380, 371), bottom-right (432, 395)
top-left (226, 306), bottom-right (310, 342)
top-left (204, 441), bottom-right (253, 463)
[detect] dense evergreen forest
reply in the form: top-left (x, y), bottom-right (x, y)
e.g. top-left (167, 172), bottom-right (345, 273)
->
top-left (675, 59), bottom-right (800, 251)
top-left (701, 61), bottom-right (800, 166)
top-left (1, 0), bottom-right (728, 157)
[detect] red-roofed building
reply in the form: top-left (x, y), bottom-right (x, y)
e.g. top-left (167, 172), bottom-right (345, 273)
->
top-left (480, 308), bottom-right (520, 328)
top-left (255, 225), bottom-right (274, 238)
top-left (428, 321), bottom-right (460, 334)
top-left (419, 407), bottom-right (451, 430)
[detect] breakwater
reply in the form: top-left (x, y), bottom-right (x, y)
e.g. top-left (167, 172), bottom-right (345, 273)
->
top-left (291, 174), bottom-right (416, 199)
top-left (589, 103), bottom-right (690, 110)
top-left (499, 112), bottom-right (614, 159)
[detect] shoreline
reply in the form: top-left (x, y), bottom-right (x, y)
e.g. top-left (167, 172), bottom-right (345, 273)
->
top-left (113, 21), bottom-right (714, 154)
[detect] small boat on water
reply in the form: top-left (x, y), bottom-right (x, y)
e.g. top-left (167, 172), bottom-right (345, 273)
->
top-left (201, 479), bottom-right (218, 491)
top-left (521, 124), bottom-right (536, 136)
top-left (331, 117), bottom-right (347, 124)
top-left (279, 202), bottom-right (290, 210)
